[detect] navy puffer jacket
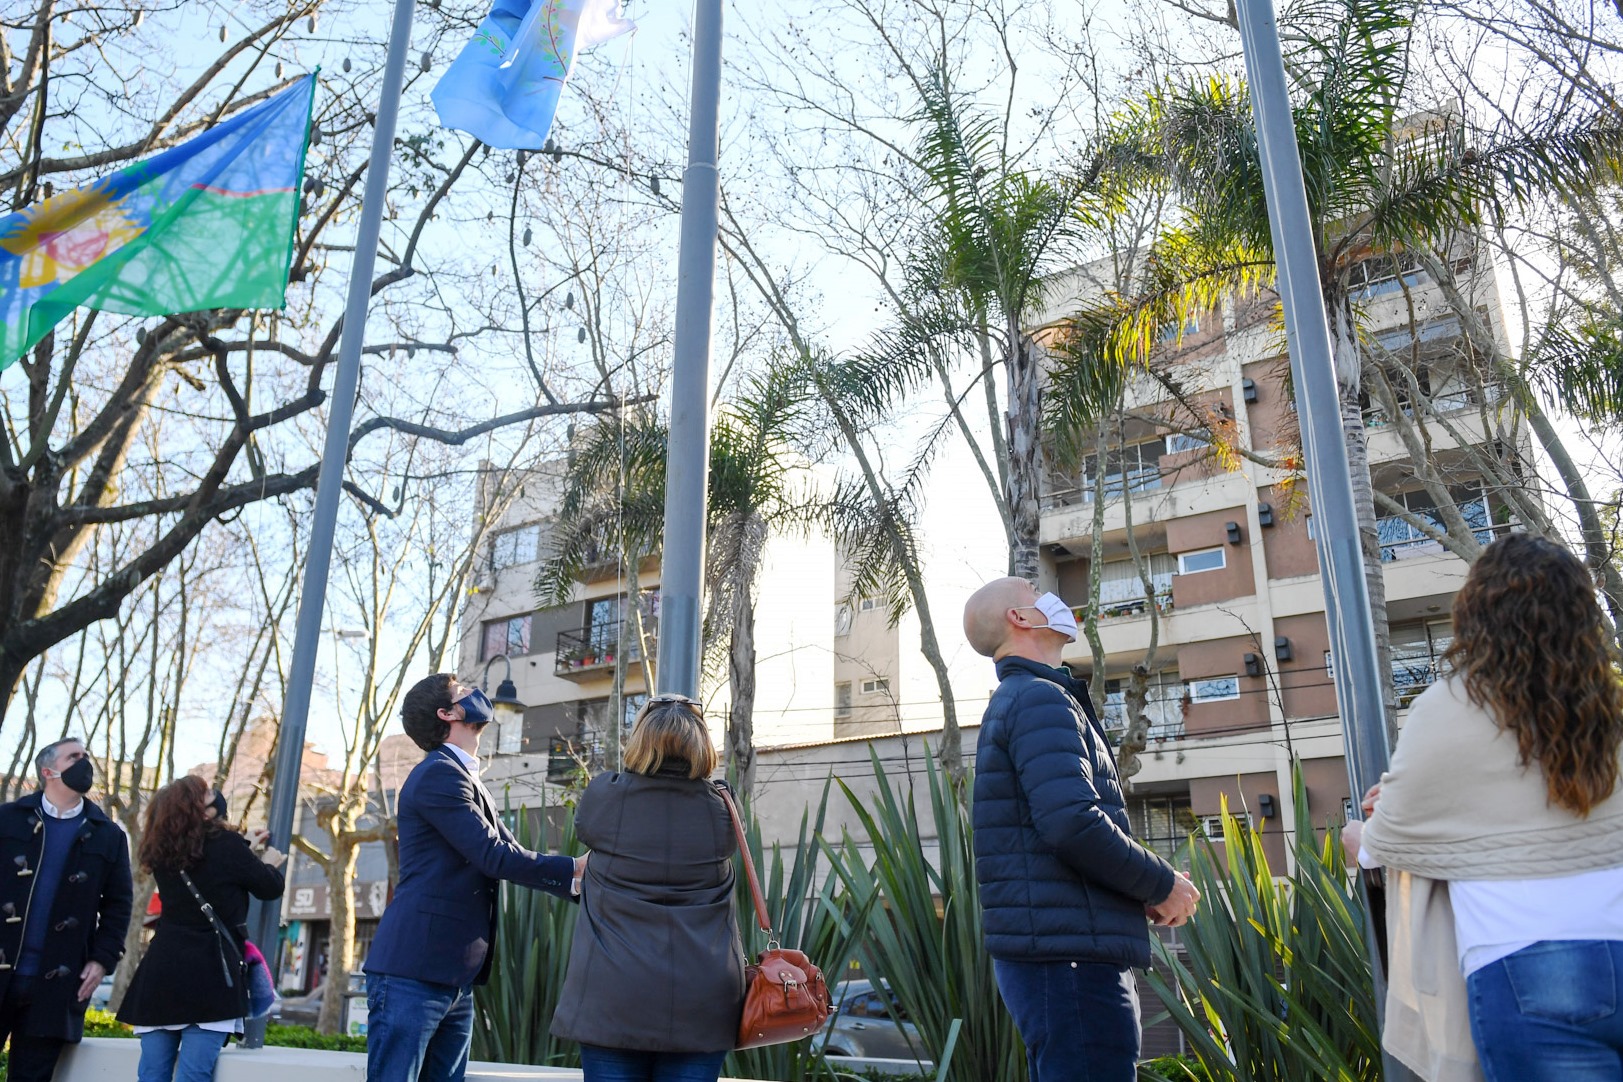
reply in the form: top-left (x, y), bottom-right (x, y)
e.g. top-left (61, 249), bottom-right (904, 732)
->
top-left (973, 655), bottom-right (1176, 968)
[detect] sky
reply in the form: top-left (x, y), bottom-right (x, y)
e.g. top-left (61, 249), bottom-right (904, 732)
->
top-left (6, 0), bottom-right (1621, 776)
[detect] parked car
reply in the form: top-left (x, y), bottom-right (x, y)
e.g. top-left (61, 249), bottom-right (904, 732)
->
top-left (813, 979), bottom-right (928, 1066)
top-left (271, 987), bottom-right (322, 1028)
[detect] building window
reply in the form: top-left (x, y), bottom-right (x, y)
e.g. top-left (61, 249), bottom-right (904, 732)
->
top-left (860, 678), bottom-right (889, 695)
top-left (1165, 429), bottom-right (1210, 455)
top-left (1186, 675), bottom-right (1240, 703)
top-left (481, 614), bottom-right (531, 660)
top-left (1177, 547), bottom-right (1225, 575)
top-left (1200, 811), bottom-right (1253, 838)
top-left (1306, 513), bottom-right (1316, 540)
top-left (1157, 315), bottom-right (1201, 343)
top-left (835, 682), bottom-right (852, 718)
top-left (1391, 619), bottom-right (1452, 706)
top-left (1324, 650), bottom-right (1335, 680)
top-left (1097, 554), bottom-right (1177, 619)
top-left (835, 604), bottom-right (853, 636)
top-left (490, 525), bottom-right (540, 572)
top-left (1348, 252), bottom-right (1426, 299)
top-left (1101, 671), bottom-right (1184, 741)
top-left (858, 597), bottom-right (877, 612)
top-left (1377, 487), bottom-right (1498, 561)
top-left (1081, 438), bottom-right (1165, 504)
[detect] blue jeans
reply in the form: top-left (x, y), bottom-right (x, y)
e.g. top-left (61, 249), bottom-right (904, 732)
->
top-left (136, 1027), bottom-right (231, 1082)
top-left (1467, 939), bottom-right (1623, 1081)
top-left (365, 973), bottom-right (477, 1082)
top-left (993, 958), bottom-right (1140, 1082)
top-left (579, 1044), bottom-right (730, 1082)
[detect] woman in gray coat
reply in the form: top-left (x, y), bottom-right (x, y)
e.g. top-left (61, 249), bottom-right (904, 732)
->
top-left (552, 695), bottom-right (745, 1081)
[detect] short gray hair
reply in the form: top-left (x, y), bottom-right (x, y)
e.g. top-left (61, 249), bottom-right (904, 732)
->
top-left (35, 738), bottom-right (84, 783)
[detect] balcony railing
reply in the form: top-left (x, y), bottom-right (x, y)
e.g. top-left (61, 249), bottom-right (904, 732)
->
top-left (554, 619), bottom-right (654, 678)
top-left (1378, 500), bottom-right (1510, 562)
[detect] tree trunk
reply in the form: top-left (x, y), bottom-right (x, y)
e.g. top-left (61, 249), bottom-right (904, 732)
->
top-left (108, 871), bottom-right (156, 1013)
top-left (1005, 325), bottom-right (1044, 581)
top-left (1332, 305), bottom-right (1400, 745)
top-left (314, 814), bottom-right (360, 1035)
top-left (727, 599), bottom-right (757, 798)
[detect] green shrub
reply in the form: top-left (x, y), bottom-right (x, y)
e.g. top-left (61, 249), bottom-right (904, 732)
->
top-left (821, 752), bottom-right (1026, 1082)
top-left (1138, 1053), bottom-right (1213, 1080)
top-left (470, 804), bottom-right (583, 1067)
top-left (265, 1023), bottom-right (367, 1052)
top-left (1142, 767), bottom-right (1380, 1081)
top-left (84, 1008), bottom-right (134, 1037)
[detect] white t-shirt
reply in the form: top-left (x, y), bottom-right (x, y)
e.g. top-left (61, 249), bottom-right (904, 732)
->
top-left (1360, 845), bottom-right (1623, 975)
top-left (1449, 867), bottom-right (1623, 975)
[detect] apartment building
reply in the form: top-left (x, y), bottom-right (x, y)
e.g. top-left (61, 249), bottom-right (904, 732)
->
top-left (1038, 243), bottom-right (1521, 867)
top-left (456, 459), bottom-right (843, 793)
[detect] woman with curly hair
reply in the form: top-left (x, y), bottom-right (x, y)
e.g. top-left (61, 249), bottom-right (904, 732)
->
top-left (116, 775), bottom-right (286, 1081)
top-left (1345, 533), bottom-right (1623, 1082)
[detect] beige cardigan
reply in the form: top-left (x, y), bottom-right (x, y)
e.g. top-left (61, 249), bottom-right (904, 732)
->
top-left (1361, 675), bottom-right (1623, 1082)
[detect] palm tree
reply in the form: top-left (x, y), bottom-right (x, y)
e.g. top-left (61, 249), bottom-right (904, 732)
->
top-left (1048, 0), bottom-right (1623, 727)
top-left (537, 368), bottom-right (812, 797)
top-left (902, 70), bottom-right (1110, 580)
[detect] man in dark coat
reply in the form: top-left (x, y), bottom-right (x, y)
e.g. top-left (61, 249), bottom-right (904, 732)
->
top-left (966, 578), bottom-right (1200, 1082)
top-left (365, 673), bottom-right (582, 1082)
top-left (0, 738), bottom-right (135, 1081)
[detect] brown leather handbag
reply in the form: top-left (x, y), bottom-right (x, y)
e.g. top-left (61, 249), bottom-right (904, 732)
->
top-left (718, 784), bottom-right (831, 1049)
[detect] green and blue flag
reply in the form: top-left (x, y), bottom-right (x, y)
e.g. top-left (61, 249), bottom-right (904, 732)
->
top-left (0, 74), bottom-right (316, 370)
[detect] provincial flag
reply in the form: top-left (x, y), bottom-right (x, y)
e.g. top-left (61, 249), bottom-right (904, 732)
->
top-left (0, 75), bottom-right (317, 371)
top-left (432, 0), bottom-right (633, 150)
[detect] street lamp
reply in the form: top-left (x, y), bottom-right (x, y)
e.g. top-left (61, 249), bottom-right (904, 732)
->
top-left (481, 654), bottom-right (525, 753)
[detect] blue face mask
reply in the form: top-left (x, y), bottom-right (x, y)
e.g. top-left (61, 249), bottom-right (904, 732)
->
top-left (456, 688), bottom-right (494, 728)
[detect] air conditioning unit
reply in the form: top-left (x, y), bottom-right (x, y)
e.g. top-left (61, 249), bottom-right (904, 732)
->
top-left (1199, 812), bottom-right (1253, 838)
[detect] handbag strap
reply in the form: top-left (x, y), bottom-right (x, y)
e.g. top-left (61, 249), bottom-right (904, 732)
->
top-left (716, 782), bottom-right (773, 938)
top-left (177, 868), bottom-right (243, 988)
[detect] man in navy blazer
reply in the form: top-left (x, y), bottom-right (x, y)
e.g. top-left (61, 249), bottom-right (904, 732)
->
top-left (365, 673), bottom-right (582, 1082)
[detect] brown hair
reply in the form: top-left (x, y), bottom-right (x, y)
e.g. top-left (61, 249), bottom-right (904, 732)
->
top-left (624, 698), bottom-right (717, 779)
top-left (138, 775), bottom-right (215, 872)
top-left (1444, 533), bottom-right (1623, 815)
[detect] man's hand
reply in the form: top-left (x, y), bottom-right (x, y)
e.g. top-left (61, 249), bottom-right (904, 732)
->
top-left (1148, 873), bottom-right (1200, 928)
top-left (77, 960), bottom-right (105, 1002)
top-left (571, 852), bottom-right (588, 897)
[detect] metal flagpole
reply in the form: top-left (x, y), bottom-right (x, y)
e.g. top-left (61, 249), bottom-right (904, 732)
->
top-left (248, 0), bottom-right (418, 959)
top-left (1232, 1), bottom-right (1417, 1078)
top-left (654, 0), bottom-right (724, 699)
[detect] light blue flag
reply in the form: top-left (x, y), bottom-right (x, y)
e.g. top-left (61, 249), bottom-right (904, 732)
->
top-left (432, 0), bottom-right (633, 150)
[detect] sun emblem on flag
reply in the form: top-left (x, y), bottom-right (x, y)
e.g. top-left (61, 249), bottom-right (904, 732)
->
top-left (0, 184), bottom-right (146, 289)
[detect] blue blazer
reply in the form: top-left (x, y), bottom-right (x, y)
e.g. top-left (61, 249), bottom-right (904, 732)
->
top-left (365, 745), bottom-right (574, 988)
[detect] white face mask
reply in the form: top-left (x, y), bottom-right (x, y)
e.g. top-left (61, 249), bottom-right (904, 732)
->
top-left (1019, 592), bottom-right (1079, 643)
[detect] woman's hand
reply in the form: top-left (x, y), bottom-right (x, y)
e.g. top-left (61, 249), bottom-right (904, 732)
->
top-left (260, 844), bottom-right (287, 868)
top-left (248, 828), bottom-right (271, 853)
top-left (1341, 820), bottom-right (1364, 866)
top-left (1361, 782), bottom-right (1382, 818)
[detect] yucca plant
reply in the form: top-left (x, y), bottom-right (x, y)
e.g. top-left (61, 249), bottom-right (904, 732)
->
top-left (470, 803), bottom-right (583, 1067)
top-left (822, 752), bottom-right (1026, 1082)
top-left (1143, 769), bottom-right (1380, 1081)
top-left (726, 779), bottom-right (876, 1081)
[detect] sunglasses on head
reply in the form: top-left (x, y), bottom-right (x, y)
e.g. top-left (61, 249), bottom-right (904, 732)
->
top-left (648, 693), bottom-right (703, 716)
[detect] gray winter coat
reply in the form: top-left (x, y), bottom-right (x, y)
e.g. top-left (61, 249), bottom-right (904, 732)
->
top-left (551, 765), bottom-right (745, 1053)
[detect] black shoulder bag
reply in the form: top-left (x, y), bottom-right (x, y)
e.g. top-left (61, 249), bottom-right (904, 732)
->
top-left (177, 868), bottom-right (249, 1006)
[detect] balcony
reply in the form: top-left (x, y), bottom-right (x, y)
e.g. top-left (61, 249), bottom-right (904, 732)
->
top-left (554, 619), bottom-right (654, 681)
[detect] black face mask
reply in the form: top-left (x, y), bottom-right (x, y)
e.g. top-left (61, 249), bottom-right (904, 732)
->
top-left (210, 792), bottom-right (229, 821)
top-left (59, 757), bottom-right (94, 795)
